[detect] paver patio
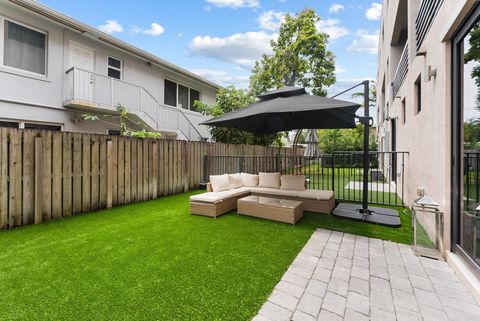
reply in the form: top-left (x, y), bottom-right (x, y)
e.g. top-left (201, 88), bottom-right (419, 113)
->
top-left (253, 228), bottom-right (480, 321)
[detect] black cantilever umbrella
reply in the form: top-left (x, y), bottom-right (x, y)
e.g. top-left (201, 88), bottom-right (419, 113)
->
top-left (200, 87), bottom-right (360, 134)
top-left (201, 85), bottom-right (401, 228)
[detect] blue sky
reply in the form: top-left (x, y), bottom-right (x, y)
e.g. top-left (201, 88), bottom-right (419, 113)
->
top-left (41, 0), bottom-right (381, 99)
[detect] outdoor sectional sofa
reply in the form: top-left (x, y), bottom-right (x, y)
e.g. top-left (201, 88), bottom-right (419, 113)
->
top-left (189, 172), bottom-right (335, 218)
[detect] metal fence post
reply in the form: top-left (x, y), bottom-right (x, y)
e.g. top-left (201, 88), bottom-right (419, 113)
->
top-left (331, 152), bottom-right (335, 192)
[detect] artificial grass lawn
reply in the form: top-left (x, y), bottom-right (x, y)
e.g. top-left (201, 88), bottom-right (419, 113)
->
top-left (0, 191), bottom-right (411, 321)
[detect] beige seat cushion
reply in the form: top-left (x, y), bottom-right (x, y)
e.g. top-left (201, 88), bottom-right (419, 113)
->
top-left (250, 187), bottom-right (299, 198)
top-left (258, 172), bottom-right (281, 189)
top-left (190, 187), bottom-right (250, 203)
top-left (281, 175), bottom-right (306, 190)
top-left (296, 189), bottom-right (334, 201)
top-left (240, 173), bottom-right (259, 187)
top-left (229, 173), bottom-right (243, 189)
top-left (210, 174), bottom-right (231, 192)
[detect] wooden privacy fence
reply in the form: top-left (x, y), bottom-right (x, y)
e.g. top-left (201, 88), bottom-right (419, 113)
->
top-left (0, 128), bottom-right (298, 230)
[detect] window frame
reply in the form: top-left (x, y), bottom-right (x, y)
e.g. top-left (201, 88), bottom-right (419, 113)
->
top-left (0, 16), bottom-right (48, 77)
top-left (414, 75), bottom-right (422, 114)
top-left (164, 78), bottom-right (202, 111)
top-left (401, 98), bottom-right (406, 124)
top-left (107, 56), bottom-right (122, 80)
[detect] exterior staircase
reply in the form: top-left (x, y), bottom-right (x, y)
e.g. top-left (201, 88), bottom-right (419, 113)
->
top-left (64, 67), bottom-right (211, 141)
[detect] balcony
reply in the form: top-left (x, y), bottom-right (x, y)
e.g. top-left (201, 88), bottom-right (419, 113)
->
top-left (415, 0), bottom-right (444, 50)
top-left (391, 43), bottom-right (408, 99)
top-left (64, 67), bottom-right (209, 141)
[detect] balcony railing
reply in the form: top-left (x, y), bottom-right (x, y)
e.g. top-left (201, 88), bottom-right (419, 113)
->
top-left (392, 43), bottom-right (408, 99)
top-left (415, 0), bottom-right (444, 50)
top-left (64, 67), bottom-right (207, 141)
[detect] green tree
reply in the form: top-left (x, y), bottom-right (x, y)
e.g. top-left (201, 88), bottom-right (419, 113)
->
top-left (249, 8), bottom-right (336, 97)
top-left (318, 125), bottom-right (377, 153)
top-left (464, 24), bottom-right (480, 109)
top-left (195, 86), bottom-right (282, 146)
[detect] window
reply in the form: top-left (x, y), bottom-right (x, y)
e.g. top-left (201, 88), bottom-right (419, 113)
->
top-left (178, 84), bottom-right (189, 109)
top-left (190, 89), bottom-right (200, 112)
top-left (414, 75), bottom-right (422, 114)
top-left (24, 123), bottom-right (61, 131)
top-left (402, 99), bottom-right (406, 124)
top-left (165, 79), bottom-right (177, 107)
top-left (0, 120), bottom-right (18, 128)
top-left (3, 20), bottom-right (47, 75)
top-left (164, 79), bottom-right (201, 111)
top-left (107, 57), bottom-right (122, 79)
top-left (108, 129), bottom-right (121, 136)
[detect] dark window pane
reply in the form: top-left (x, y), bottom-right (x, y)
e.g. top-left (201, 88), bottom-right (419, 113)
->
top-left (165, 79), bottom-right (177, 106)
top-left (108, 68), bottom-right (121, 79)
top-left (190, 89), bottom-right (200, 111)
top-left (24, 123), bottom-right (61, 131)
top-left (4, 21), bottom-right (46, 75)
top-left (178, 85), bottom-right (189, 110)
top-left (108, 57), bottom-right (121, 69)
top-left (108, 129), bottom-right (121, 136)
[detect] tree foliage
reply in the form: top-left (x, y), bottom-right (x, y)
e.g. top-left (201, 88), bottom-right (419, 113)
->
top-left (464, 24), bottom-right (480, 109)
top-left (249, 8), bottom-right (336, 97)
top-left (82, 104), bottom-right (161, 138)
top-left (318, 125), bottom-right (377, 154)
top-left (194, 86), bottom-right (282, 146)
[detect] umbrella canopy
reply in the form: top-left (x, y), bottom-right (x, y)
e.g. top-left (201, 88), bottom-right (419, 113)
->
top-left (200, 86), bottom-right (361, 134)
top-left (304, 129), bottom-right (320, 159)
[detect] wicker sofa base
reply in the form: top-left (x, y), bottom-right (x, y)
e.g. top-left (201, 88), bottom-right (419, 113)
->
top-left (237, 197), bottom-right (303, 225)
top-left (190, 195), bottom-right (245, 218)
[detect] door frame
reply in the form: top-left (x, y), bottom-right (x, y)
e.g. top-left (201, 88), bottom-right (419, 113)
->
top-left (452, 3), bottom-right (480, 272)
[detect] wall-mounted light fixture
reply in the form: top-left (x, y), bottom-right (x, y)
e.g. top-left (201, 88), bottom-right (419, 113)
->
top-left (425, 65), bottom-right (437, 82)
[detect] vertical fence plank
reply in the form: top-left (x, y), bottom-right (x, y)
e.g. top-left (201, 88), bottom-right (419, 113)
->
top-left (62, 132), bottom-right (73, 217)
top-left (0, 128), bottom-right (8, 229)
top-left (124, 138), bottom-right (131, 203)
top-left (152, 142), bottom-right (158, 198)
top-left (72, 134), bottom-right (82, 214)
top-left (131, 140), bottom-right (138, 202)
top-left (22, 130), bottom-right (35, 225)
top-left (118, 137), bottom-right (125, 205)
top-left (82, 134), bottom-right (91, 213)
top-left (91, 135), bottom-right (100, 210)
top-left (106, 139), bottom-right (113, 209)
top-left (99, 136), bottom-right (107, 208)
top-left (52, 132), bottom-right (62, 219)
top-left (42, 131), bottom-right (52, 221)
top-left (8, 129), bottom-right (21, 227)
top-left (137, 139), bottom-right (143, 201)
top-left (112, 136), bottom-right (118, 206)
top-left (143, 140), bottom-right (149, 200)
top-left (34, 137), bottom-right (43, 224)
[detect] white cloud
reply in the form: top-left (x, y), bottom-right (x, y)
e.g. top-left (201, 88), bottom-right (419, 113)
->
top-left (189, 31), bottom-right (276, 69)
top-left (97, 20), bottom-right (123, 34)
top-left (191, 68), bottom-right (250, 87)
top-left (329, 3), bottom-right (345, 14)
top-left (335, 65), bottom-right (346, 74)
top-left (131, 23), bottom-right (165, 36)
top-left (258, 10), bottom-right (285, 31)
top-left (347, 30), bottom-right (379, 54)
top-left (365, 3), bottom-right (382, 20)
top-left (206, 0), bottom-right (260, 9)
top-left (143, 23), bottom-right (165, 36)
top-left (316, 19), bottom-right (349, 40)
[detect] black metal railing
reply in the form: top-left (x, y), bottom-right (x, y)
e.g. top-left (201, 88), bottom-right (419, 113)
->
top-left (392, 43), bottom-right (409, 99)
top-left (464, 152), bottom-right (480, 210)
top-left (204, 151), bottom-right (408, 207)
top-left (415, 0), bottom-right (444, 51)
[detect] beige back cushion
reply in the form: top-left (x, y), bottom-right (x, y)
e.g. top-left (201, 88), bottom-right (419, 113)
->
top-left (281, 175), bottom-right (306, 190)
top-left (240, 173), bottom-right (259, 187)
top-left (229, 173), bottom-right (243, 189)
top-left (258, 172), bottom-right (281, 189)
top-left (210, 174), bottom-right (231, 192)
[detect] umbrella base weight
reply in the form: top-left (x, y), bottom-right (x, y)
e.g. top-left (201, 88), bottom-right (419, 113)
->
top-left (332, 203), bottom-right (401, 227)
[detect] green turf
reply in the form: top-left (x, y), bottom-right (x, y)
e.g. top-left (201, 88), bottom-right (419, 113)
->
top-left (0, 191), bottom-right (411, 321)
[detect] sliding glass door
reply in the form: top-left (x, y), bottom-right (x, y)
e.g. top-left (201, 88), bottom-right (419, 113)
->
top-left (453, 4), bottom-right (480, 269)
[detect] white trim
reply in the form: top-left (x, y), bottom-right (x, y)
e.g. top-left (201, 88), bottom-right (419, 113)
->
top-left (0, 15), bottom-right (48, 77)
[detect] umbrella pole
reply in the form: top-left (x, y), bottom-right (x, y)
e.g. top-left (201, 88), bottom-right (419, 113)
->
top-left (362, 80), bottom-right (370, 214)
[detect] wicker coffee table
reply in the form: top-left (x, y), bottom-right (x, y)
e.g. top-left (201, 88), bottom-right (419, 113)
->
top-left (237, 195), bottom-right (303, 225)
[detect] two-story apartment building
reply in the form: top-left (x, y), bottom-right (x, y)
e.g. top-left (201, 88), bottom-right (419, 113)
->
top-left (378, 0), bottom-right (480, 292)
top-left (0, 0), bottom-right (220, 141)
